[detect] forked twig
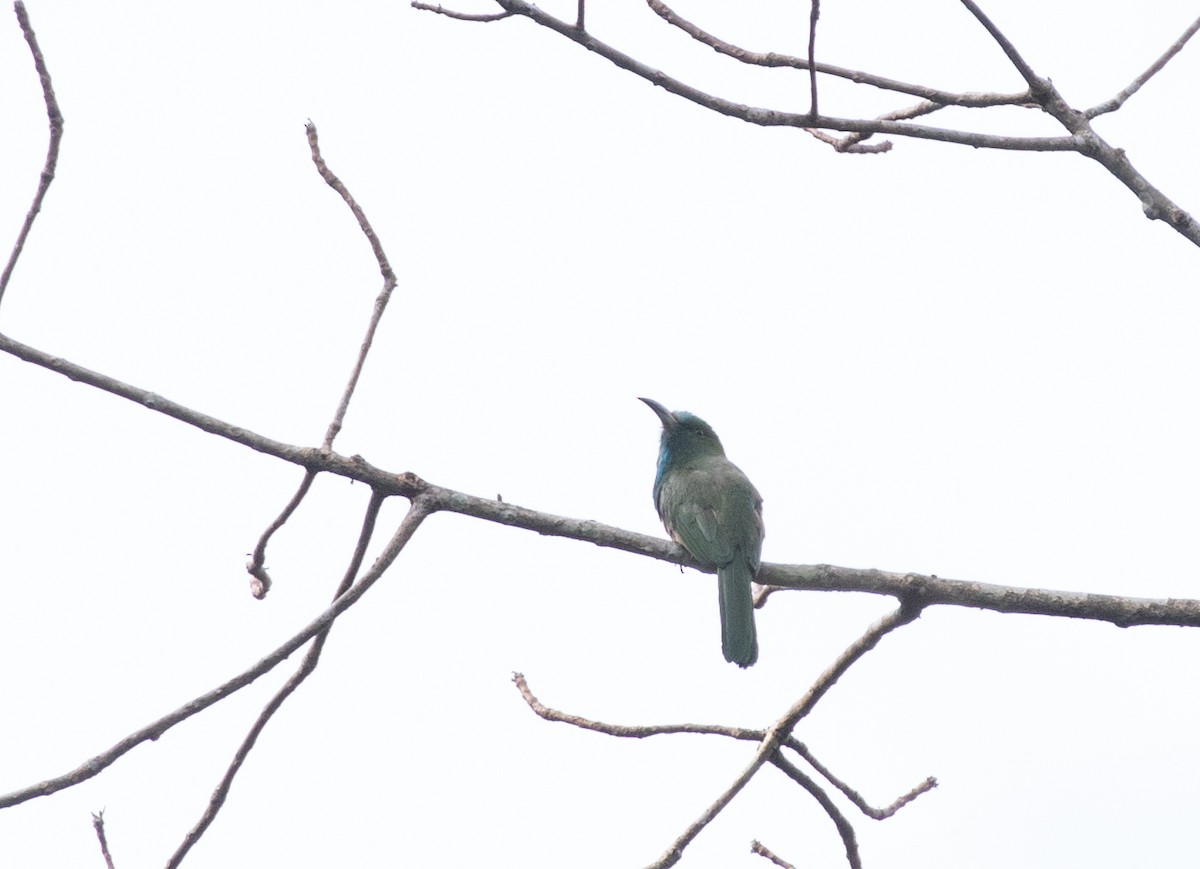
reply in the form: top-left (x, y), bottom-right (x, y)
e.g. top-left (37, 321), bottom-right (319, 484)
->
top-left (515, 671), bottom-right (936, 821)
top-left (417, 0), bottom-right (1200, 243)
top-left (646, 604), bottom-right (921, 869)
top-left (518, 604), bottom-right (925, 869)
top-left (414, 0), bottom-right (1074, 151)
top-left (245, 123), bottom-right (401, 597)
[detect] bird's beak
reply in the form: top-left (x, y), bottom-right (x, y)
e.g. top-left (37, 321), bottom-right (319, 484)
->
top-left (638, 397), bottom-right (678, 432)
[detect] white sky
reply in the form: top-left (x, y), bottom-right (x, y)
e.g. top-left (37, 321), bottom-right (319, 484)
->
top-left (2, 1), bottom-right (1199, 867)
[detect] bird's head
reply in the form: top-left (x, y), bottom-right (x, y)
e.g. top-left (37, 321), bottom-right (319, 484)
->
top-left (639, 397), bottom-right (727, 463)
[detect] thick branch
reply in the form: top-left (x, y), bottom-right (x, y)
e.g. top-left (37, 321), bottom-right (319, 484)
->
top-left (759, 563), bottom-right (1200, 628)
top-left (247, 122), bottom-right (403, 599)
top-left (5, 328), bottom-right (1200, 629)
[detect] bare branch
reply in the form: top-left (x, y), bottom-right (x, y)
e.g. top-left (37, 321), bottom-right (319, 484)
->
top-left (305, 121), bottom-right (398, 450)
top-left (421, 1), bottom-right (1198, 242)
top-left (7, 326), bottom-right (1200, 626)
top-left (957, 0), bottom-right (1044, 92)
top-left (758, 562), bottom-right (1200, 628)
top-left (785, 740), bottom-right (937, 819)
top-left (92, 811), bottom-right (116, 869)
top-left (646, 0), bottom-right (1031, 108)
top-left (806, 0), bottom-right (819, 116)
top-left (246, 469), bottom-right (317, 598)
top-left (410, 2), bottom-right (512, 22)
top-left (514, 672), bottom-right (766, 740)
top-left (422, 0), bottom-right (1076, 151)
top-left (168, 491), bottom-right (394, 867)
top-left (805, 128), bottom-right (891, 153)
top-left (769, 752), bottom-right (861, 869)
top-left (645, 606), bottom-right (918, 868)
top-left (1086, 14), bottom-right (1200, 117)
top-left (1083, 132), bottom-right (1199, 240)
top-left (246, 123), bottom-right (403, 598)
top-left (808, 99), bottom-right (946, 153)
top-left (780, 605), bottom-right (923, 736)
top-left (0, 495), bottom-right (432, 810)
top-left (0, 331), bottom-right (326, 468)
top-left (515, 673), bottom-right (935, 821)
top-left (946, 3), bottom-right (1199, 241)
top-left (1, 2), bottom-right (64, 306)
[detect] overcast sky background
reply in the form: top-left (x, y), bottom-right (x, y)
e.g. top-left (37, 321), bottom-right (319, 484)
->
top-left (2, 1), bottom-right (1200, 867)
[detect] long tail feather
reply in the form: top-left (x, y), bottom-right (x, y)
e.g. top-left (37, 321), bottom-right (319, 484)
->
top-left (717, 559), bottom-right (758, 668)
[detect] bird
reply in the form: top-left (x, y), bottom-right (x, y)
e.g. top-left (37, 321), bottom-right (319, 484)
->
top-left (639, 397), bottom-right (763, 668)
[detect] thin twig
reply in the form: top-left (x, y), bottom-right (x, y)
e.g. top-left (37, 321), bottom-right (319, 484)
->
top-left (0, 496), bottom-right (431, 810)
top-left (305, 121), bottom-right (397, 449)
top-left (515, 673), bottom-right (935, 820)
top-left (804, 128), bottom-right (891, 153)
top-left (246, 469), bottom-right (317, 598)
top-left (770, 752), bottom-right (861, 869)
top-left (410, 2), bottom-right (512, 22)
top-left (1086, 13), bottom-right (1200, 117)
top-left (785, 739), bottom-right (937, 819)
top-left (168, 491), bottom-right (399, 867)
top-left (806, 0), bottom-right (819, 116)
top-left (956, 0), bottom-right (1044, 92)
top-left (1, 2), bottom-right (64, 307)
top-left (92, 811), bottom-right (117, 869)
top-left (646, 0), bottom-right (1030, 109)
top-left (514, 673), bottom-right (766, 740)
top-left (807, 99), bottom-right (945, 153)
top-left (751, 840), bottom-right (795, 869)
